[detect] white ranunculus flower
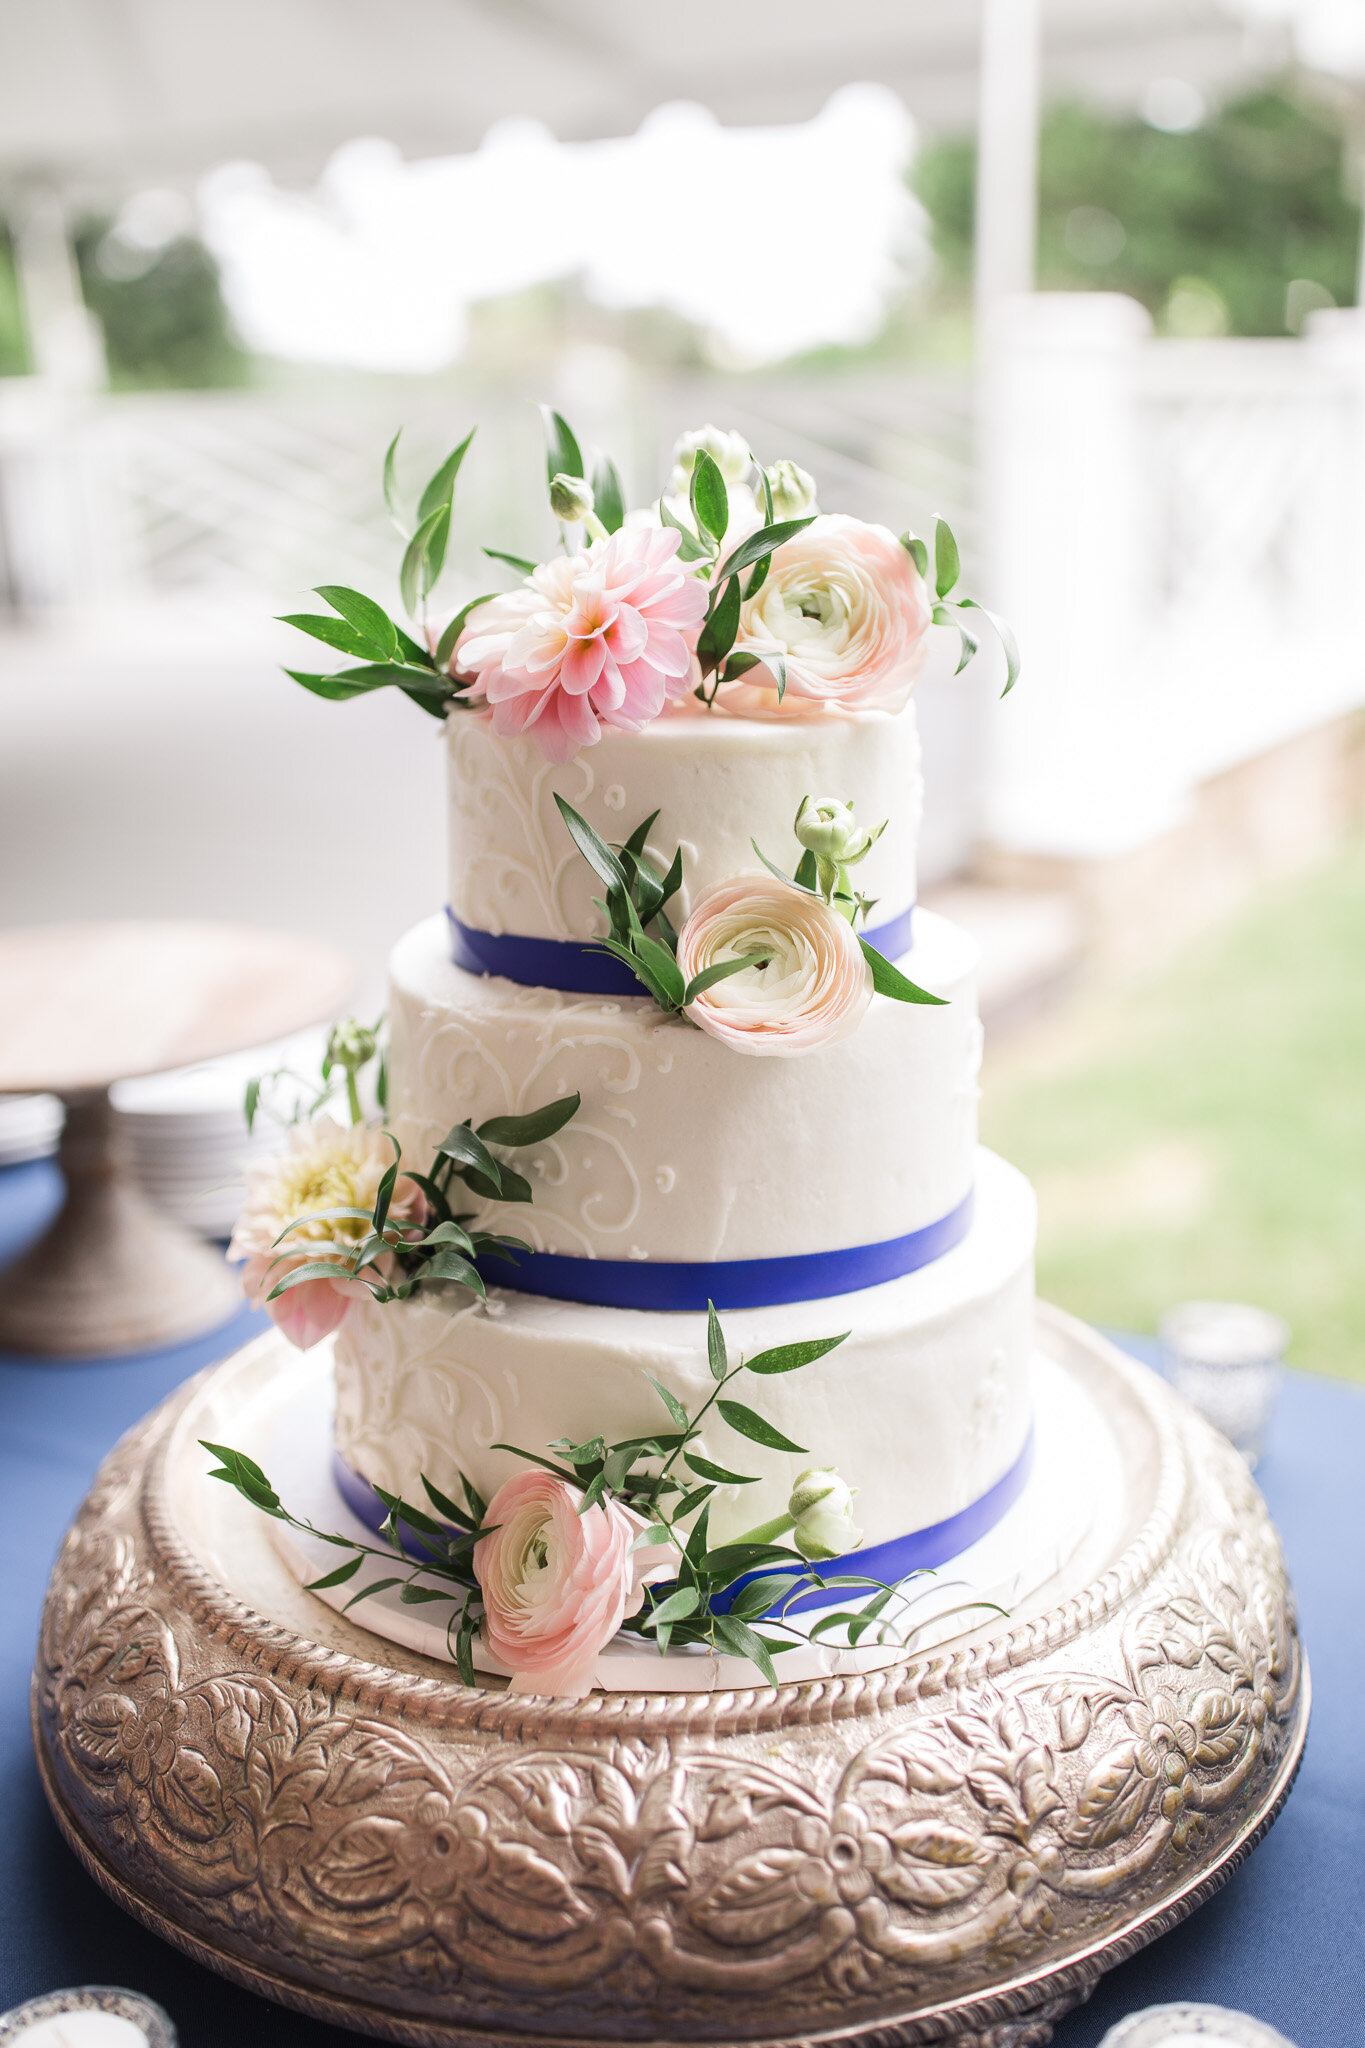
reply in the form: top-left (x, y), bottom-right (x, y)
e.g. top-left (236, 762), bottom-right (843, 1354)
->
top-left (724, 514), bottom-right (932, 716)
top-left (676, 875), bottom-right (873, 1057)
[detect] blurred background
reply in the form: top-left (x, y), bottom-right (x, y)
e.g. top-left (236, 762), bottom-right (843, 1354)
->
top-left (1, 0), bottom-right (1361, 1372)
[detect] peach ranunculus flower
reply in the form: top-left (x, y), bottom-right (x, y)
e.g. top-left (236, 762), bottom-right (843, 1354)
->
top-left (453, 526), bottom-right (708, 763)
top-left (677, 875), bottom-right (873, 1057)
top-left (228, 1116), bottom-right (427, 1350)
top-left (474, 1469), bottom-right (675, 1696)
top-left (719, 513), bottom-right (931, 718)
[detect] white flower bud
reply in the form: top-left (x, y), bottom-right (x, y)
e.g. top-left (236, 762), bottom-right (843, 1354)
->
top-left (794, 794), bottom-right (883, 866)
top-left (549, 472), bottom-right (596, 524)
top-left (788, 1467), bottom-right (863, 1561)
top-left (668, 424), bottom-right (753, 496)
top-left (766, 459), bottom-right (818, 519)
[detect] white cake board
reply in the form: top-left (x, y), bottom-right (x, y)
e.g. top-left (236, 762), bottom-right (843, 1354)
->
top-left (261, 1346), bottom-right (1118, 1690)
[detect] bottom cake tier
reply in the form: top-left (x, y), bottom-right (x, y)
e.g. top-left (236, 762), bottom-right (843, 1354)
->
top-left (333, 1145), bottom-right (1035, 1549)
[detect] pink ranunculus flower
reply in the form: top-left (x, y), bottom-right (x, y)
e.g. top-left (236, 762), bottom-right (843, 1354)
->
top-left (228, 1116), bottom-right (427, 1351)
top-left (677, 875), bottom-right (874, 1057)
top-left (719, 513), bottom-right (931, 717)
top-left (453, 526), bottom-right (708, 763)
top-left (474, 1469), bottom-right (675, 1696)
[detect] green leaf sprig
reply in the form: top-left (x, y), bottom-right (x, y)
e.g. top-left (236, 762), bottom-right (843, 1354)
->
top-left (281, 430), bottom-right (495, 721)
top-left (203, 1305), bottom-right (998, 1688)
top-left (902, 516), bottom-right (1021, 696)
top-left (261, 1090), bottom-right (581, 1311)
top-left (202, 1442), bottom-right (492, 1682)
top-left (553, 796), bottom-right (767, 1015)
top-left (653, 450), bottom-right (812, 708)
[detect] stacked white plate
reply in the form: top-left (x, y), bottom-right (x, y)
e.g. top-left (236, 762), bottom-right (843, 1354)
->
top-left (111, 1029), bottom-right (329, 1240)
top-left (0, 1094), bottom-right (64, 1167)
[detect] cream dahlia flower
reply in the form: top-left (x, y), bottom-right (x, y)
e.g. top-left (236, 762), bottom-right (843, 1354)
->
top-left (228, 1116), bottom-right (426, 1350)
top-left (677, 875), bottom-right (873, 1057)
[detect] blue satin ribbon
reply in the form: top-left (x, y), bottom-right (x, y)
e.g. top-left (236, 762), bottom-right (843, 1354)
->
top-left (480, 1186), bottom-right (973, 1312)
top-left (447, 900), bottom-right (916, 997)
top-left (332, 1426), bottom-right (1035, 1621)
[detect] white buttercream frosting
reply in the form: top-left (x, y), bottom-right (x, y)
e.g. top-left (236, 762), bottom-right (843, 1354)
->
top-left (445, 704), bottom-right (922, 943)
top-left (386, 906), bottom-right (980, 1264)
top-left (333, 1147), bottom-right (1036, 1546)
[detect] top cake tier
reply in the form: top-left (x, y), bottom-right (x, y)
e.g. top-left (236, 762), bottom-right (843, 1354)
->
top-left (445, 700), bottom-right (923, 954)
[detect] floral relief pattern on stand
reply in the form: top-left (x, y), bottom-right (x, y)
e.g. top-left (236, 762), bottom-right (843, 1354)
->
top-left (35, 1311), bottom-right (1305, 2048)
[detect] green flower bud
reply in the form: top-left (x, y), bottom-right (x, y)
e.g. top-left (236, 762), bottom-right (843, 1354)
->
top-left (793, 794), bottom-right (884, 867)
top-left (325, 1018), bottom-right (379, 1075)
top-left (549, 472), bottom-right (596, 524)
top-left (788, 1467), bottom-right (863, 1561)
top-left (766, 459), bottom-right (818, 519)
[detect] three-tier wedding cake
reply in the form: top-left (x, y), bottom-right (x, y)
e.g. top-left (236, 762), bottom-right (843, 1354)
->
top-left (227, 417), bottom-right (1034, 1694)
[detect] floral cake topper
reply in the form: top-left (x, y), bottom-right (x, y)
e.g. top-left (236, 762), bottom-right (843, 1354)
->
top-left (280, 410), bottom-right (1018, 763)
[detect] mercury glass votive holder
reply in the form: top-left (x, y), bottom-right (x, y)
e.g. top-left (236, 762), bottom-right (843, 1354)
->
top-left (1099, 2003), bottom-right (1297, 2046)
top-left (1158, 1301), bottom-right (1289, 1470)
top-left (0, 1989), bottom-right (177, 2048)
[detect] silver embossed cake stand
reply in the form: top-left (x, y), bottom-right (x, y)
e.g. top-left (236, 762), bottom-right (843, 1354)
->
top-left (33, 1305), bottom-right (1307, 2048)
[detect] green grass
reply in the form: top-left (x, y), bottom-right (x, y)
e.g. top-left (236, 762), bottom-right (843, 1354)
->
top-left (981, 843), bottom-right (1365, 1380)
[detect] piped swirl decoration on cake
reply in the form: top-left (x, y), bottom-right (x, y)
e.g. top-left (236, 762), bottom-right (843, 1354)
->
top-left (277, 406), bottom-right (1018, 769)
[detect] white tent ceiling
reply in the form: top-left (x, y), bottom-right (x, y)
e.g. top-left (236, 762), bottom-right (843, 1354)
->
top-left (0, 0), bottom-right (1292, 198)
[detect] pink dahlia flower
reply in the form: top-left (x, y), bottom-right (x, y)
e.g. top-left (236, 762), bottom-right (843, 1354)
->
top-left (228, 1116), bottom-right (427, 1351)
top-left (474, 1469), bottom-right (674, 1696)
top-left (453, 527), bottom-right (707, 763)
top-left (720, 514), bottom-right (931, 718)
top-left (677, 875), bottom-right (873, 1057)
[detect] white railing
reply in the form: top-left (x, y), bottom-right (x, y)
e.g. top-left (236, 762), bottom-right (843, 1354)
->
top-left (0, 374), bottom-right (974, 614)
top-left (981, 295), bottom-right (1365, 861)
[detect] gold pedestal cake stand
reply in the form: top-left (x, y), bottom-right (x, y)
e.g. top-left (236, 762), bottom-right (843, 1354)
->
top-left (32, 1305), bottom-right (1307, 2048)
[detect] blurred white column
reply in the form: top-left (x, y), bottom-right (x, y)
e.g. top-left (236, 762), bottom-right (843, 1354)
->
top-left (979, 292), bottom-right (1187, 859)
top-left (0, 185), bottom-right (108, 614)
top-left (10, 183), bottom-right (105, 390)
top-left (973, 0), bottom-right (1040, 328)
top-left (1305, 305), bottom-right (1365, 543)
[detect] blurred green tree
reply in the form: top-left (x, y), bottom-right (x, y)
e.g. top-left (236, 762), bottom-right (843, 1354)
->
top-left (0, 229), bottom-right (31, 376)
top-left (72, 222), bottom-right (248, 387)
top-left (913, 83), bottom-right (1362, 336)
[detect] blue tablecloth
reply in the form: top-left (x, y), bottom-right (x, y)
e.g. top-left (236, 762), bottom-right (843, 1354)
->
top-left (1, 1158), bottom-right (1361, 2045)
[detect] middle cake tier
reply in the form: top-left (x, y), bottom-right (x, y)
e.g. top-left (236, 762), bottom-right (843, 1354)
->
top-left (386, 907), bottom-right (982, 1284)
